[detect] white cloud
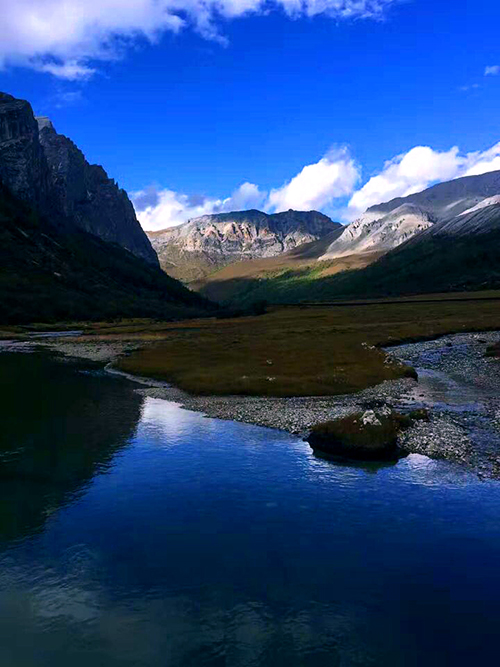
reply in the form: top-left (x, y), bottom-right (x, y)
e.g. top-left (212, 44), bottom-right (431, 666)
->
top-left (485, 65), bottom-right (500, 76)
top-left (463, 142), bottom-right (500, 176)
top-left (134, 181), bottom-right (266, 230)
top-left (134, 141), bottom-right (500, 231)
top-left (267, 149), bottom-right (360, 212)
top-left (134, 149), bottom-right (359, 230)
top-left (0, 0), bottom-right (401, 79)
top-left (33, 60), bottom-right (96, 81)
top-left (347, 142), bottom-right (500, 217)
top-left (459, 83), bottom-right (480, 92)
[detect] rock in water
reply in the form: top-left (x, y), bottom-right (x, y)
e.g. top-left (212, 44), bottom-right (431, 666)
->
top-left (307, 410), bottom-right (412, 461)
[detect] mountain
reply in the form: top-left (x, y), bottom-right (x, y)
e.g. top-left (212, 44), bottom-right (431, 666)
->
top-left (195, 229), bottom-right (381, 303)
top-left (320, 170), bottom-right (500, 259)
top-left (37, 116), bottom-right (157, 264)
top-left (317, 199), bottom-right (500, 298)
top-left (0, 185), bottom-right (211, 323)
top-left (320, 204), bottom-right (434, 259)
top-left (197, 171), bottom-right (500, 304)
top-left (0, 92), bottom-right (210, 323)
top-left (147, 209), bottom-right (341, 283)
top-left (0, 92), bottom-right (157, 265)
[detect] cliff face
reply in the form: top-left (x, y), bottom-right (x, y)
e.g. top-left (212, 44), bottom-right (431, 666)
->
top-left (38, 119), bottom-right (158, 264)
top-left (148, 209), bottom-right (341, 283)
top-left (0, 93), bottom-right (51, 211)
top-left (0, 92), bottom-right (157, 265)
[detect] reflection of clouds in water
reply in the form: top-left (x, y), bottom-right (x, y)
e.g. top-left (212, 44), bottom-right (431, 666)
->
top-left (401, 453), bottom-right (473, 489)
top-left (304, 443), bottom-right (476, 492)
top-left (136, 396), bottom-right (297, 455)
top-left (0, 545), bottom-right (370, 666)
top-left (136, 396), bottom-right (235, 449)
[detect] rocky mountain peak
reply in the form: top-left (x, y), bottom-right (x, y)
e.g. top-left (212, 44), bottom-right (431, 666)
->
top-left (0, 93), bottom-right (51, 210)
top-left (148, 208), bottom-right (341, 283)
top-left (0, 91), bottom-right (157, 265)
top-left (36, 116), bottom-right (56, 133)
top-left (320, 170), bottom-right (500, 260)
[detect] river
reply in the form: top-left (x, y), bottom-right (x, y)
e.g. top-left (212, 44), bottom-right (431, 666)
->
top-left (1, 348), bottom-right (500, 665)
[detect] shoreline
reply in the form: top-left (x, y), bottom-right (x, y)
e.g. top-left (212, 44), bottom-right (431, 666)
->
top-left (29, 329), bottom-right (500, 478)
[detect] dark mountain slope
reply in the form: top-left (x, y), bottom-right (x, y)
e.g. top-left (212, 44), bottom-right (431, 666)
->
top-left (0, 185), bottom-right (210, 324)
top-left (37, 117), bottom-right (157, 264)
top-left (0, 92), bottom-right (157, 265)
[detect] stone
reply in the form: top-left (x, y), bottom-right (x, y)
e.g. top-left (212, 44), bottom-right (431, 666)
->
top-left (361, 410), bottom-right (382, 426)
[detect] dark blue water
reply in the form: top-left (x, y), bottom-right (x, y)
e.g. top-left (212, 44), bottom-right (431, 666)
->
top-left (1, 350), bottom-right (500, 666)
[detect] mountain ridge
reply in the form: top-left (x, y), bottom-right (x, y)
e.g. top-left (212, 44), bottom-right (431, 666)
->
top-left (147, 209), bottom-right (341, 283)
top-left (196, 170), bottom-right (500, 304)
top-left (0, 91), bottom-right (212, 323)
top-left (0, 92), bottom-right (157, 265)
top-left (320, 170), bottom-right (500, 260)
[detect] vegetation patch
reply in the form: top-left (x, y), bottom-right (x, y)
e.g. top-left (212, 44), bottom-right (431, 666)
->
top-left (0, 185), bottom-right (212, 324)
top-left (307, 410), bottom-right (415, 461)
top-left (114, 297), bottom-right (500, 397)
top-left (485, 342), bottom-right (500, 358)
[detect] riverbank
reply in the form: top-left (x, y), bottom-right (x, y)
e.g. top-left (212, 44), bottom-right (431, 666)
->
top-left (35, 328), bottom-right (500, 477)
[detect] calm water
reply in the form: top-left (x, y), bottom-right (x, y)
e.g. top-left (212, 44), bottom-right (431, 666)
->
top-left (1, 350), bottom-right (500, 666)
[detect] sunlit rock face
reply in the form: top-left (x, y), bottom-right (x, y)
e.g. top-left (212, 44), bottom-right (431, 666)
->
top-left (320, 170), bottom-right (500, 259)
top-left (148, 209), bottom-right (341, 282)
top-left (0, 92), bottom-right (157, 265)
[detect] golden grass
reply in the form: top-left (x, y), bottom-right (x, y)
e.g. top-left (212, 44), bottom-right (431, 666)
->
top-left (193, 251), bottom-right (381, 302)
top-left (114, 294), bottom-right (500, 397)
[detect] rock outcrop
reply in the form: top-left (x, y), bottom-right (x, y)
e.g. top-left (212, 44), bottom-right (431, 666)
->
top-left (38, 118), bottom-right (157, 264)
top-left (0, 92), bottom-right (157, 265)
top-left (0, 92), bottom-right (51, 211)
top-left (148, 209), bottom-right (341, 282)
top-left (321, 170), bottom-right (500, 260)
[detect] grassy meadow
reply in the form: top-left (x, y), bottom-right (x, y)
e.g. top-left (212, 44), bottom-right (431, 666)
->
top-left (112, 293), bottom-right (500, 397)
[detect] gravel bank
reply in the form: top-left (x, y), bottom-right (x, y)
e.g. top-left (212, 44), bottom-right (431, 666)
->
top-left (37, 330), bottom-right (500, 477)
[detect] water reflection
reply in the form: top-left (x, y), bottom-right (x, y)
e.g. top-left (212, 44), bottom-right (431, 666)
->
top-left (0, 351), bottom-right (142, 542)
top-left (1, 351), bottom-right (500, 665)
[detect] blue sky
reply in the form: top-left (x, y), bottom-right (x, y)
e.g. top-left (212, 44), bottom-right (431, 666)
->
top-left (1, 0), bottom-right (499, 229)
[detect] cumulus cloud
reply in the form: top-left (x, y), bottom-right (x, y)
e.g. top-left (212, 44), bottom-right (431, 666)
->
top-left (485, 65), bottom-right (500, 76)
top-left (347, 142), bottom-right (500, 217)
top-left (463, 142), bottom-right (500, 176)
top-left (268, 148), bottom-right (360, 212)
top-left (134, 141), bottom-right (500, 231)
top-left (135, 149), bottom-right (359, 230)
top-left (0, 0), bottom-right (401, 79)
top-left (134, 181), bottom-right (266, 230)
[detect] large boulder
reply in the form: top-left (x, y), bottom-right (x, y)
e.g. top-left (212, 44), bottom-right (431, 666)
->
top-left (307, 410), bottom-right (412, 461)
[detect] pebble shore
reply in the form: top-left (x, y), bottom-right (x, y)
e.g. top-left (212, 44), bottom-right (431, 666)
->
top-left (38, 330), bottom-right (500, 477)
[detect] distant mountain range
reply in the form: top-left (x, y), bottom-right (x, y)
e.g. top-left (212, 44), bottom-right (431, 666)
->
top-left (320, 170), bottom-right (500, 259)
top-left (147, 209), bottom-right (341, 283)
top-left (0, 92), bottom-right (209, 323)
top-left (197, 170), bottom-right (500, 303)
top-left (2, 89), bottom-right (498, 321)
